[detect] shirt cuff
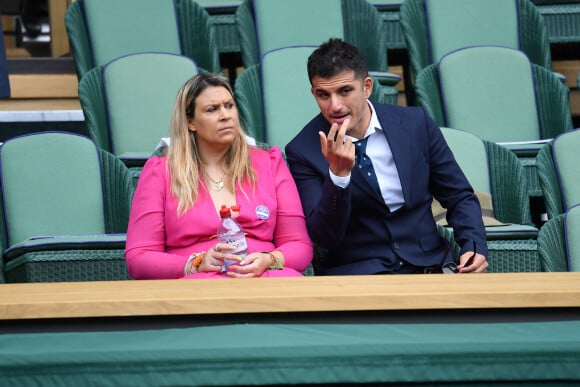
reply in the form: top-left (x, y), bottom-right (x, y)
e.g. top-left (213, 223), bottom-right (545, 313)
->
top-left (329, 168), bottom-right (351, 188)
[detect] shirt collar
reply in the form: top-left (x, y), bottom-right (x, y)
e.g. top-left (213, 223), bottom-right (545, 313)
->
top-left (367, 100), bottom-right (383, 136)
top-left (346, 100), bottom-right (383, 142)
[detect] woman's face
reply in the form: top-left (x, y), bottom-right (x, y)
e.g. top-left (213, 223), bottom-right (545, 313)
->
top-left (187, 85), bottom-right (240, 148)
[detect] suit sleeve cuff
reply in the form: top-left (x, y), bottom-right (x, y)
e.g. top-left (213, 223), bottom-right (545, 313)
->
top-left (329, 168), bottom-right (351, 188)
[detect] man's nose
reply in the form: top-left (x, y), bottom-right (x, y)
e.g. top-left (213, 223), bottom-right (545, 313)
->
top-left (329, 94), bottom-right (343, 111)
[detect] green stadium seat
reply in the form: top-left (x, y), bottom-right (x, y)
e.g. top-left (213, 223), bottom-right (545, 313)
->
top-left (235, 0), bottom-right (400, 100)
top-left (0, 132), bottom-right (134, 282)
top-left (538, 204), bottom-right (580, 272)
top-left (415, 45), bottom-right (573, 198)
top-left (536, 128), bottom-right (580, 220)
top-left (400, 0), bottom-right (554, 89)
top-left (65, 0), bottom-right (220, 80)
top-left (78, 52), bottom-right (198, 183)
top-left (438, 128), bottom-right (540, 272)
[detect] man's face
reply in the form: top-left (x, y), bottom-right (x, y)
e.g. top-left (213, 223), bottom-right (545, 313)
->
top-left (310, 70), bottom-right (373, 139)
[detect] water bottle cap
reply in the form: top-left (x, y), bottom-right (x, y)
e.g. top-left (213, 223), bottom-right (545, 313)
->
top-left (219, 205), bottom-right (231, 218)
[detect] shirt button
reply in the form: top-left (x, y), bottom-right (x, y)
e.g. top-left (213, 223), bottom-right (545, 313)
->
top-left (393, 242), bottom-right (399, 250)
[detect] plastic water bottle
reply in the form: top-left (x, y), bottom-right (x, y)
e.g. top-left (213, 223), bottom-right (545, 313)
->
top-left (217, 204), bottom-right (248, 272)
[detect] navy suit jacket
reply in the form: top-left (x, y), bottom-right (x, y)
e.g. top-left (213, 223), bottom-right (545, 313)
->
top-left (0, 16), bottom-right (10, 98)
top-left (285, 102), bottom-right (487, 275)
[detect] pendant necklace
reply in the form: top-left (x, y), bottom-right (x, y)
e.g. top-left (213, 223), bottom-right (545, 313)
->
top-left (205, 170), bottom-right (225, 191)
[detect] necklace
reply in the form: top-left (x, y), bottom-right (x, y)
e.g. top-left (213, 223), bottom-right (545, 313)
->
top-left (204, 170), bottom-right (225, 191)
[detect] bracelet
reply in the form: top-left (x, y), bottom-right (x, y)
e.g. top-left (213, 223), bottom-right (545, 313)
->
top-left (184, 252), bottom-right (205, 275)
top-left (263, 251), bottom-right (283, 270)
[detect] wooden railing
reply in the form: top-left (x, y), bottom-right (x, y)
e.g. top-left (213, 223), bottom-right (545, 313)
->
top-left (1, 272), bottom-right (579, 321)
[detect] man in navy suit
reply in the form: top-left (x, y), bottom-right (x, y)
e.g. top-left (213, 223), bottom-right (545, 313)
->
top-left (285, 38), bottom-right (488, 275)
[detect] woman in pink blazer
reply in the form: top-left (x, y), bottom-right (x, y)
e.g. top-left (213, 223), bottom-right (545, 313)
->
top-left (125, 73), bottom-right (313, 279)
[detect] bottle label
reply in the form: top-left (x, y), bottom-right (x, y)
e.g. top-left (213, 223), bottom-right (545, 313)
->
top-left (222, 237), bottom-right (248, 256)
top-left (220, 235), bottom-right (248, 271)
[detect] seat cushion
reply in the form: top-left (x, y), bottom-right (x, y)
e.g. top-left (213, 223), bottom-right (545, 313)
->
top-left (565, 204), bottom-right (580, 271)
top-left (83, 0), bottom-right (181, 67)
top-left (438, 46), bottom-right (540, 143)
top-left (484, 224), bottom-right (539, 240)
top-left (260, 46), bottom-right (319, 149)
top-left (0, 133), bottom-right (106, 247)
top-left (440, 127), bottom-right (490, 193)
top-left (103, 52), bottom-right (198, 160)
top-left (253, 0), bottom-right (343, 55)
top-left (552, 129), bottom-right (580, 212)
top-left (425, 0), bottom-right (519, 64)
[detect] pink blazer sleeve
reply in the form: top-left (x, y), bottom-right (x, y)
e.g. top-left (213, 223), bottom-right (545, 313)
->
top-left (266, 147), bottom-right (313, 271)
top-left (125, 157), bottom-right (189, 279)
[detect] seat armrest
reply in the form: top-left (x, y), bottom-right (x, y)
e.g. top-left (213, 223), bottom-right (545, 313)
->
top-left (554, 71), bottom-right (566, 83)
top-left (369, 71), bottom-right (401, 87)
top-left (496, 140), bottom-right (550, 157)
top-left (4, 234), bottom-right (127, 261)
top-left (484, 224), bottom-right (539, 240)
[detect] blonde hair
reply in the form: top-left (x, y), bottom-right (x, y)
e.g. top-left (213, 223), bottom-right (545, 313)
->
top-left (166, 73), bottom-right (256, 215)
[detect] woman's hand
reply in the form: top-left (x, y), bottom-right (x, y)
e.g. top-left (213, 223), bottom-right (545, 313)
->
top-left (196, 243), bottom-right (235, 273)
top-left (226, 252), bottom-right (272, 278)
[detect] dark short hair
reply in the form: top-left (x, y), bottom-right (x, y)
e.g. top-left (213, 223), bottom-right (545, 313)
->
top-left (307, 38), bottom-right (368, 83)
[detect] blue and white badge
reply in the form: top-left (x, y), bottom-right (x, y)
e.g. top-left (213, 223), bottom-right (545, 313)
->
top-left (255, 205), bottom-right (270, 220)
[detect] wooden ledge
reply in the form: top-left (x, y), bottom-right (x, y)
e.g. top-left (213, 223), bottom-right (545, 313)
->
top-left (1, 272), bottom-right (579, 321)
top-left (8, 73), bottom-right (78, 99)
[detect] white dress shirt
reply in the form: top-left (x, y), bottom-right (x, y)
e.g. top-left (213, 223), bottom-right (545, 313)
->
top-left (329, 100), bottom-right (404, 211)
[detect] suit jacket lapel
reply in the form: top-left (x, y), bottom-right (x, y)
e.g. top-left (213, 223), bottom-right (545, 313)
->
top-left (376, 105), bottom-right (411, 205)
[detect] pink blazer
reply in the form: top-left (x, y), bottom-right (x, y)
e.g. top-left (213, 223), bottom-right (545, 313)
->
top-left (125, 146), bottom-right (313, 279)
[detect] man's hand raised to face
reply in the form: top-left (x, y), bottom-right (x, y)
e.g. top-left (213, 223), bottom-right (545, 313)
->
top-left (319, 118), bottom-right (355, 177)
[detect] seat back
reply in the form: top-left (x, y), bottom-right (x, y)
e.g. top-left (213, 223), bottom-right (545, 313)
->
top-left (253, 0), bottom-right (343, 56)
top-left (0, 133), bottom-right (106, 247)
top-left (425, 0), bottom-right (518, 65)
top-left (437, 46), bottom-right (540, 143)
top-left (565, 204), bottom-right (580, 271)
top-left (440, 128), bottom-right (491, 194)
top-left (81, 0), bottom-right (181, 68)
top-left (552, 129), bottom-right (580, 212)
top-left (102, 52), bottom-right (198, 160)
top-left (400, 0), bottom-right (551, 83)
top-left (439, 128), bottom-right (533, 228)
top-left (239, 0), bottom-right (389, 74)
top-left (260, 46), bottom-right (320, 149)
